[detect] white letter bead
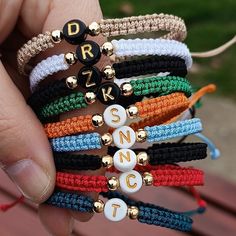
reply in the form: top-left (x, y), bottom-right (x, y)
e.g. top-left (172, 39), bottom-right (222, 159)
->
top-left (112, 126), bottom-right (136, 149)
top-left (104, 198), bottom-right (127, 222)
top-left (103, 104), bottom-right (127, 128)
top-left (119, 170), bottom-right (142, 194)
top-left (113, 149), bottom-right (137, 172)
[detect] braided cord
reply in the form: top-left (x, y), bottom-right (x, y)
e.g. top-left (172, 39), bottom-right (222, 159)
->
top-left (108, 142), bottom-right (207, 165)
top-left (54, 153), bottom-right (102, 171)
top-left (131, 76), bottom-right (192, 97)
top-left (145, 118), bottom-right (202, 143)
top-left (112, 39), bottom-right (192, 68)
top-left (28, 78), bottom-right (72, 111)
top-left (113, 56), bottom-right (187, 79)
top-left (46, 190), bottom-right (94, 213)
top-left (136, 92), bottom-right (189, 118)
top-left (38, 92), bottom-right (87, 121)
top-left (30, 54), bottom-right (69, 92)
top-left (100, 13), bottom-right (187, 41)
top-left (102, 191), bottom-right (192, 231)
top-left (147, 143), bottom-right (207, 165)
top-left (54, 143), bottom-right (207, 171)
top-left (17, 32), bottom-right (54, 75)
top-left (46, 190), bottom-right (192, 231)
top-left (44, 115), bottom-right (94, 138)
top-left (50, 132), bottom-right (101, 152)
top-left (56, 165), bottom-right (203, 192)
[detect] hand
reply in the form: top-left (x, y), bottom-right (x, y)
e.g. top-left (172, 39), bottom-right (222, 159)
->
top-left (0, 0), bottom-right (106, 235)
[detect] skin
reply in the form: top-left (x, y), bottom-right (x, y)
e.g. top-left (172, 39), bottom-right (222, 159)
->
top-left (0, 0), bottom-right (107, 235)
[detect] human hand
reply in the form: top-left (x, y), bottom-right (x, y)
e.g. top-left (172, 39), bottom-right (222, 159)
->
top-left (0, 0), bottom-right (106, 235)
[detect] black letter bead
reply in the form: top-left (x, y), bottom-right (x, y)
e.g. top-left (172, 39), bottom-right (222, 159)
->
top-left (78, 66), bottom-right (102, 89)
top-left (63, 19), bottom-right (87, 44)
top-left (96, 82), bottom-right (120, 105)
top-left (76, 40), bottom-right (101, 66)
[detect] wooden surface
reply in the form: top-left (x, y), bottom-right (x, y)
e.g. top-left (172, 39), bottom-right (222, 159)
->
top-left (1, 170), bottom-right (236, 236)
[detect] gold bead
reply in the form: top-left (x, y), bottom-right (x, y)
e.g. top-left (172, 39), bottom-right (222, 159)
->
top-left (88, 22), bottom-right (101, 36)
top-left (93, 199), bottom-right (104, 213)
top-left (120, 83), bottom-right (133, 96)
top-left (51, 30), bottom-right (63, 43)
top-left (126, 105), bottom-right (139, 119)
top-left (84, 91), bottom-right (96, 104)
top-left (66, 76), bottom-right (78, 89)
top-left (101, 133), bottom-right (113, 146)
top-left (64, 52), bottom-right (77, 65)
top-left (91, 114), bottom-right (104, 127)
top-left (143, 172), bottom-right (153, 186)
top-left (127, 206), bottom-right (139, 220)
top-left (101, 42), bottom-right (114, 56)
top-left (101, 155), bottom-right (113, 168)
top-left (107, 176), bottom-right (119, 191)
top-left (137, 152), bottom-right (149, 166)
top-left (102, 65), bottom-right (115, 80)
top-left (136, 129), bottom-right (147, 143)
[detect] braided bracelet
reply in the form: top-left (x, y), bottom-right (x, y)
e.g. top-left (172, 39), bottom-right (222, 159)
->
top-left (54, 142), bottom-right (207, 171)
top-left (29, 39), bottom-right (191, 91)
top-left (29, 74), bottom-right (191, 112)
top-left (17, 13), bottom-right (187, 75)
top-left (50, 118), bottom-right (202, 152)
top-left (35, 76), bottom-right (192, 121)
top-left (46, 190), bottom-right (193, 231)
top-left (44, 93), bottom-right (189, 138)
top-left (55, 164), bottom-right (204, 193)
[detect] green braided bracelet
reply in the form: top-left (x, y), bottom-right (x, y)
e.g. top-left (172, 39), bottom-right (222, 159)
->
top-left (38, 76), bottom-right (191, 121)
top-left (130, 76), bottom-right (192, 97)
top-left (38, 92), bottom-right (87, 120)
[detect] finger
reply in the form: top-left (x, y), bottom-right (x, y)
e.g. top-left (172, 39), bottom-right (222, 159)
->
top-left (38, 204), bottom-right (74, 236)
top-left (0, 0), bottom-right (23, 43)
top-left (0, 62), bottom-right (55, 203)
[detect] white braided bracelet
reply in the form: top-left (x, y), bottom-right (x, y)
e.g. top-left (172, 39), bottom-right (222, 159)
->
top-left (29, 38), bottom-right (192, 92)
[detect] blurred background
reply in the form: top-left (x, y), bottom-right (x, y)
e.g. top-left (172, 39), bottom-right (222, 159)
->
top-left (100, 0), bottom-right (236, 182)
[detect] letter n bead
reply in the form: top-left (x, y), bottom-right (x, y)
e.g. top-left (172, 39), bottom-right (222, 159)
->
top-left (63, 19), bottom-right (87, 44)
top-left (104, 198), bottom-right (128, 222)
top-left (103, 104), bottom-right (127, 128)
top-left (112, 126), bottom-right (136, 149)
top-left (113, 149), bottom-right (137, 172)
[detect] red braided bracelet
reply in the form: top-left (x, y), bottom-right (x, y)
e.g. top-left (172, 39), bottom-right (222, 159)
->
top-left (56, 165), bottom-right (204, 193)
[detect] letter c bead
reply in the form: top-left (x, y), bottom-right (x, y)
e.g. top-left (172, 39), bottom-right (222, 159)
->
top-left (119, 170), bottom-right (142, 194)
top-left (104, 198), bottom-right (128, 222)
top-left (103, 104), bottom-right (127, 128)
top-left (113, 149), bottom-right (137, 172)
top-left (112, 126), bottom-right (136, 149)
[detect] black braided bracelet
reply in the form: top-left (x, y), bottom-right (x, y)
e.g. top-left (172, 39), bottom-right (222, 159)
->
top-left (28, 56), bottom-right (188, 111)
top-left (27, 77), bottom-right (73, 111)
top-left (113, 56), bottom-right (187, 79)
top-left (53, 143), bottom-right (207, 171)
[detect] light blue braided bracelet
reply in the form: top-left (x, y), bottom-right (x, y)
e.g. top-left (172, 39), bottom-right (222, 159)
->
top-left (50, 118), bottom-right (202, 152)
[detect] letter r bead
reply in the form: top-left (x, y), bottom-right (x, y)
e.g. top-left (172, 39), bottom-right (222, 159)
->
top-left (76, 40), bottom-right (101, 65)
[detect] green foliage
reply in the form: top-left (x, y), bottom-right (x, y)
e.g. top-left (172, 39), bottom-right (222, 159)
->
top-left (100, 0), bottom-right (236, 99)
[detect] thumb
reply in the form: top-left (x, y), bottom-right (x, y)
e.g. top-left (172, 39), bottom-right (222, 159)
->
top-left (0, 62), bottom-right (55, 203)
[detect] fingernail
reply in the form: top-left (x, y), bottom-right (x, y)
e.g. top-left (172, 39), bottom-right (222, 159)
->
top-left (5, 159), bottom-right (51, 202)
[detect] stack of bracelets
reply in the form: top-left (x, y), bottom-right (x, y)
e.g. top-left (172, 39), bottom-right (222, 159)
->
top-left (17, 13), bottom-right (218, 232)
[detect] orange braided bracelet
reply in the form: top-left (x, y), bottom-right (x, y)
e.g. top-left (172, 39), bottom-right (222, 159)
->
top-left (44, 92), bottom-right (189, 138)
